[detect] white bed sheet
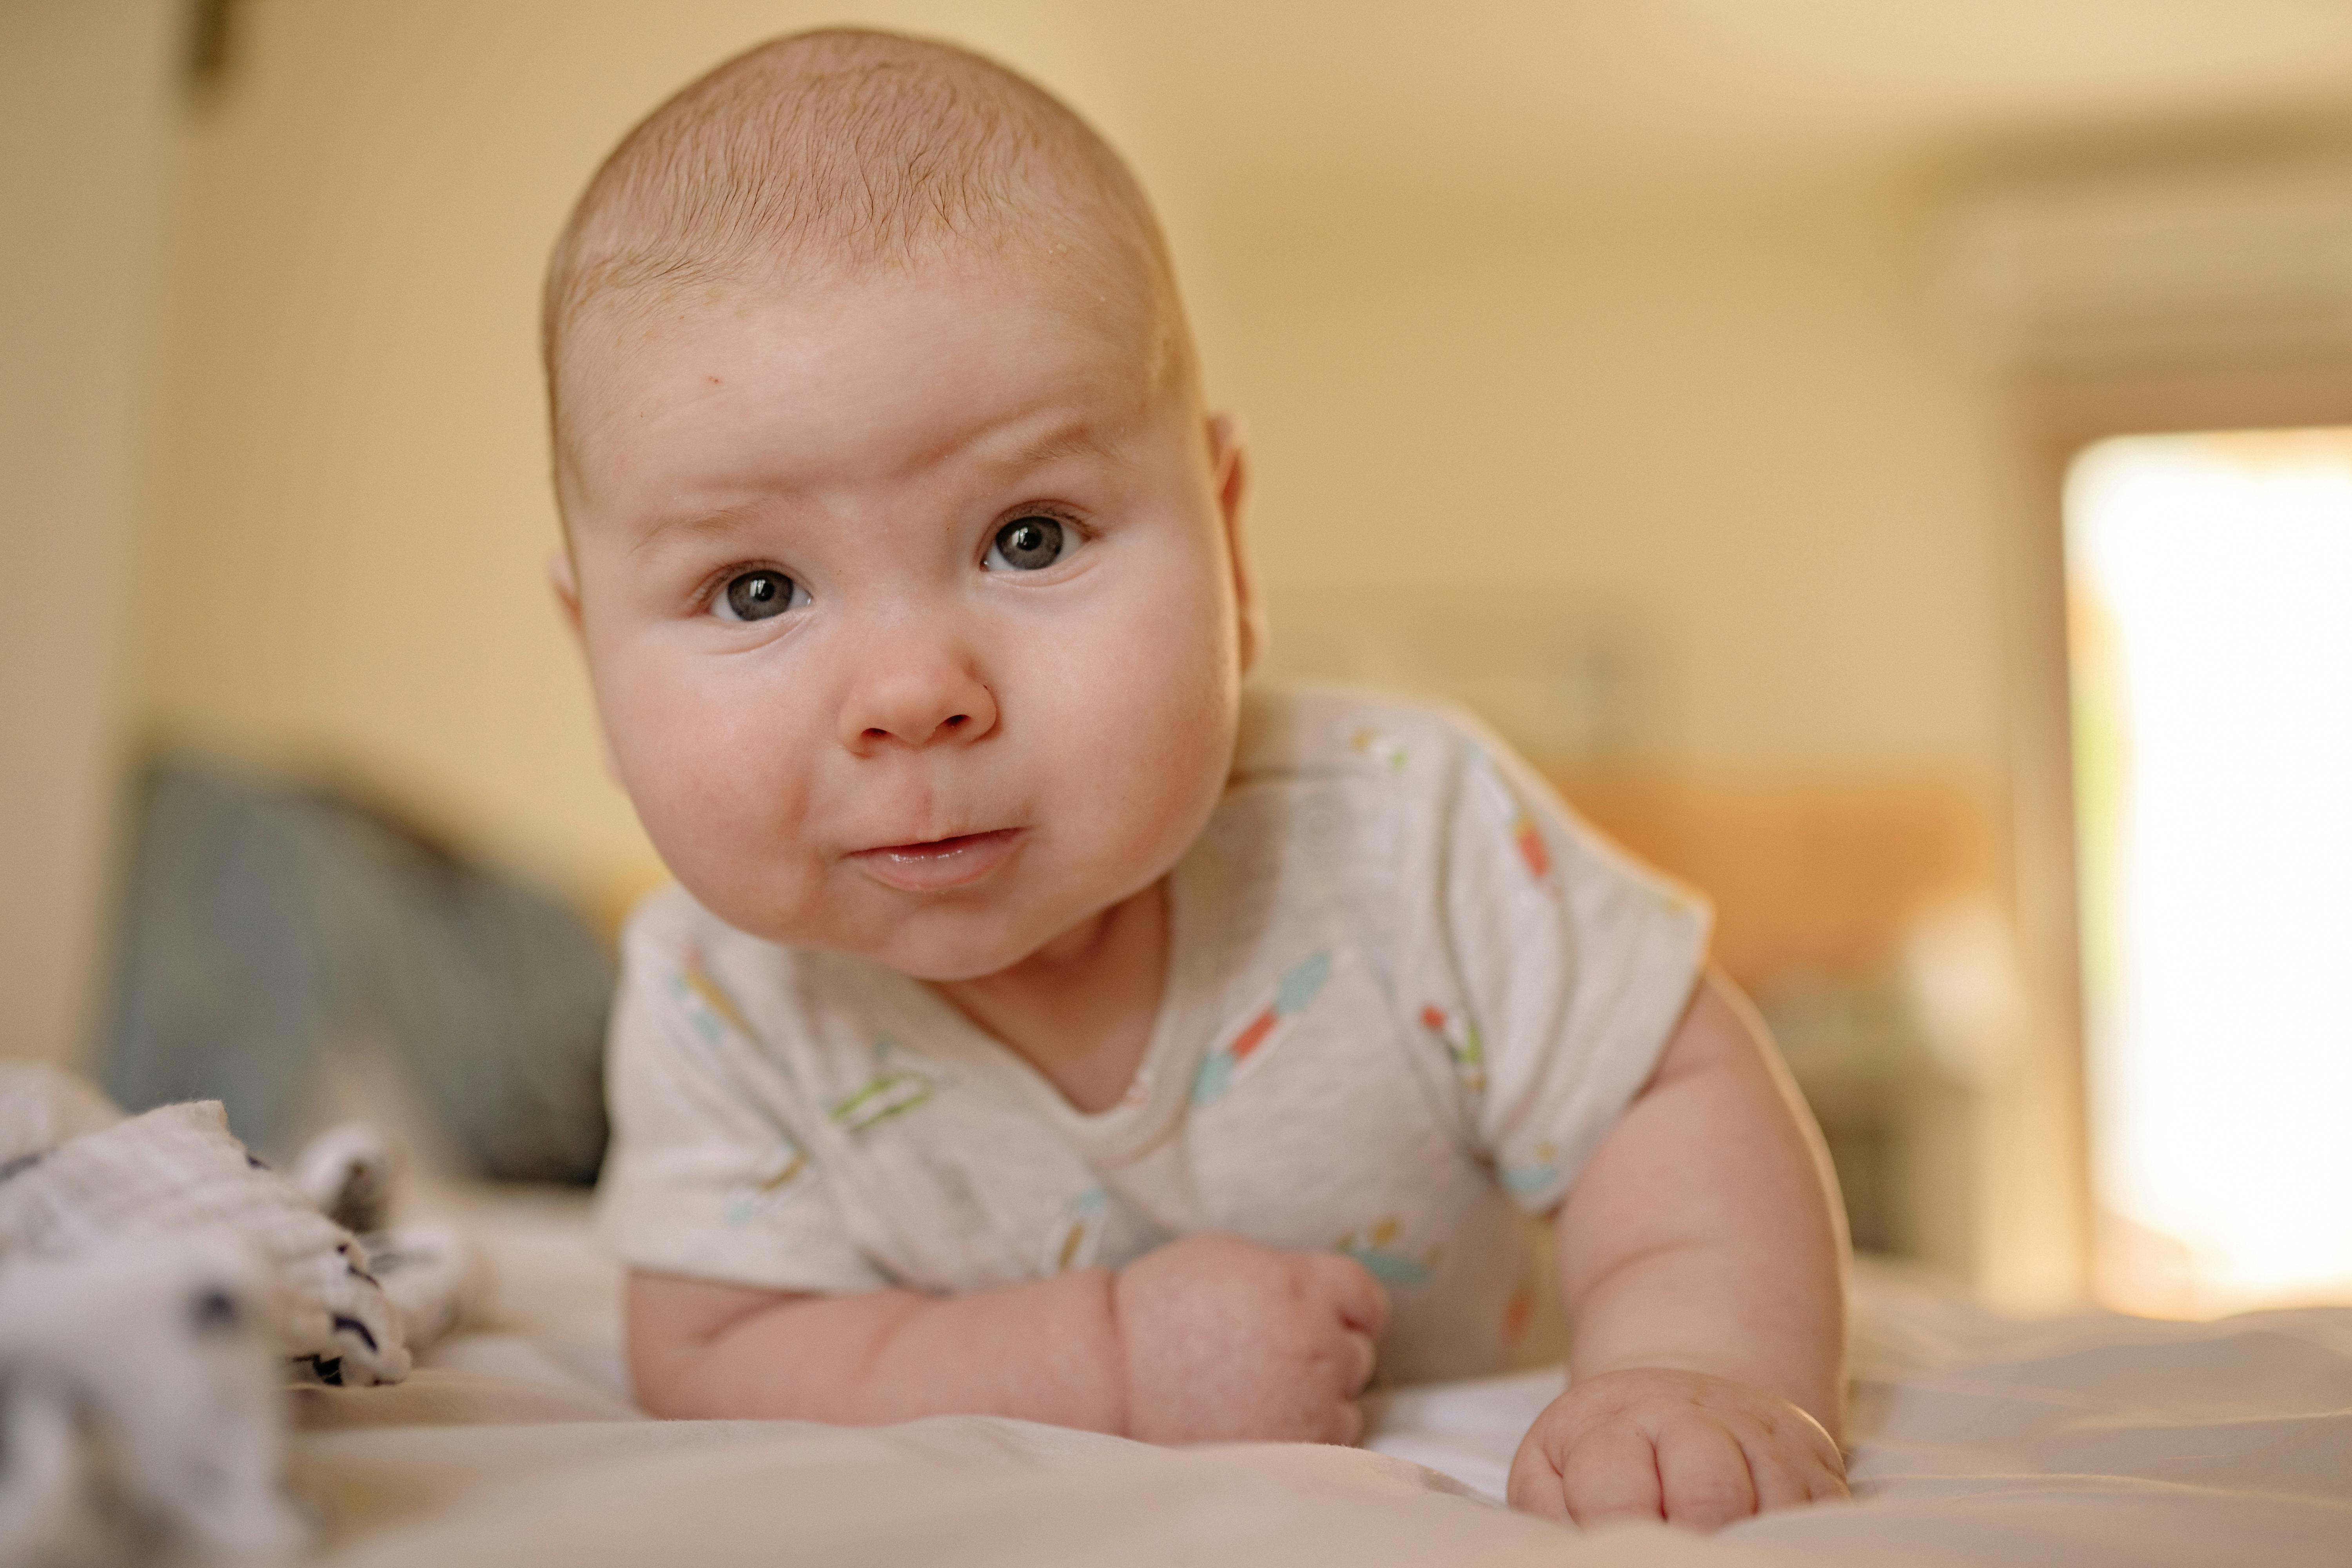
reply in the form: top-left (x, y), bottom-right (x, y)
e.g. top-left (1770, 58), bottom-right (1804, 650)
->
top-left (289, 1185), bottom-right (2352, 1566)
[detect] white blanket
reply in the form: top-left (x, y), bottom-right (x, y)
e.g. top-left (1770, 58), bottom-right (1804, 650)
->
top-left (294, 1186), bottom-right (2352, 1566)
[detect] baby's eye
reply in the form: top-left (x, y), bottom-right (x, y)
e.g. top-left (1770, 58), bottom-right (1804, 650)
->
top-left (712, 568), bottom-right (808, 623)
top-left (984, 515), bottom-right (1071, 573)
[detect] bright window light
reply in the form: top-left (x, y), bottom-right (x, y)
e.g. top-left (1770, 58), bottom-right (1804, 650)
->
top-left (2067, 428), bottom-right (2352, 1316)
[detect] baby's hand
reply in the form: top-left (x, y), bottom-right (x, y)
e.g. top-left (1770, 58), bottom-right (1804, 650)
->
top-left (1112, 1233), bottom-right (1387, 1445)
top-left (1506, 1367), bottom-right (1846, 1531)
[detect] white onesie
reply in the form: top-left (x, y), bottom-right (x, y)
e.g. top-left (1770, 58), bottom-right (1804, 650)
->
top-left (597, 684), bottom-right (1709, 1383)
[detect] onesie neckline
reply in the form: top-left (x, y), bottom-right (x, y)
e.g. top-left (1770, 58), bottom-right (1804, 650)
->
top-left (879, 848), bottom-right (1216, 1169)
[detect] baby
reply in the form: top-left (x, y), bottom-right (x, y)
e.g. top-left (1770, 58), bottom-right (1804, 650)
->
top-left (545, 28), bottom-right (1848, 1530)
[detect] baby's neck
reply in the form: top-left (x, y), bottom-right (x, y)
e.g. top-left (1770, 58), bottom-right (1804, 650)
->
top-left (929, 881), bottom-right (1168, 1115)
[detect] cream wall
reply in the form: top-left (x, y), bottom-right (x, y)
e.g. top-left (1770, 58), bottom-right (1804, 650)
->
top-left (142, 0), bottom-right (2012, 905)
top-left (0, 0), bottom-right (182, 1065)
top-left (1207, 171), bottom-right (2007, 772)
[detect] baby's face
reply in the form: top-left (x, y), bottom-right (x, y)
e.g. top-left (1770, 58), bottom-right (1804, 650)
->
top-left (557, 260), bottom-right (1249, 980)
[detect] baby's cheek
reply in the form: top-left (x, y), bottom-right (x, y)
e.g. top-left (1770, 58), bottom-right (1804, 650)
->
top-left (1053, 600), bottom-right (1234, 818)
top-left (610, 679), bottom-right (819, 920)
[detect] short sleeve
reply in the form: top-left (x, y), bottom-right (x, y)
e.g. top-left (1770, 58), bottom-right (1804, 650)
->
top-left (1425, 727), bottom-right (1711, 1212)
top-left (594, 897), bottom-right (887, 1295)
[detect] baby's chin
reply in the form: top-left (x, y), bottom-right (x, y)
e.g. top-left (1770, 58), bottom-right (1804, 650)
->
top-left (849, 912), bottom-right (1082, 984)
top-left (711, 891), bottom-right (1075, 984)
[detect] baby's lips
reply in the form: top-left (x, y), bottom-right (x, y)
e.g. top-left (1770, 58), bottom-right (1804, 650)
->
top-left (847, 827), bottom-right (1023, 893)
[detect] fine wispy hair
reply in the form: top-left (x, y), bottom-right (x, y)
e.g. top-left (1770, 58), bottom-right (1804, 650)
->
top-left (544, 27), bottom-right (1186, 475)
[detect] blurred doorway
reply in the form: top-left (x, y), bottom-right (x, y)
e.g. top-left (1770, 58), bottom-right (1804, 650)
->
top-left (2064, 427), bottom-right (2352, 1315)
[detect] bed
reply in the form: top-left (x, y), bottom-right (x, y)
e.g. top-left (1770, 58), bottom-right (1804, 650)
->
top-left (284, 1181), bottom-right (2352, 1566)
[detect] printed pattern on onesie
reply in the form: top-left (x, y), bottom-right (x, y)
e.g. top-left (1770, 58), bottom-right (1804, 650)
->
top-left (594, 683), bottom-right (1710, 1384)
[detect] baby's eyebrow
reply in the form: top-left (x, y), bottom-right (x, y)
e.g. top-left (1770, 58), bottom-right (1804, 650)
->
top-left (621, 417), bottom-right (1129, 556)
top-left (628, 501), bottom-right (766, 559)
top-left (972, 416), bottom-right (1118, 475)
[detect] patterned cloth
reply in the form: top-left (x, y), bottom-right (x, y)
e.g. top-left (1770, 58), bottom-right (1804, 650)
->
top-left (0, 1090), bottom-right (409, 1387)
top-left (0, 1233), bottom-right (308, 1563)
top-left (597, 686), bottom-right (1709, 1383)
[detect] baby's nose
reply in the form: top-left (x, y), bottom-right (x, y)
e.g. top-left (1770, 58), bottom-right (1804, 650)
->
top-left (838, 641), bottom-right (998, 752)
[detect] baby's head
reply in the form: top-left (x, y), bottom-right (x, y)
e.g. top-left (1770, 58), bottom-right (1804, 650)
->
top-left (545, 29), bottom-right (1254, 981)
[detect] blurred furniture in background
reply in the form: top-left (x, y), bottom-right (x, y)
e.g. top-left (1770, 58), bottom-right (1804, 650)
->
top-left (100, 758), bottom-right (612, 1183)
top-left (1553, 770), bottom-right (1991, 989)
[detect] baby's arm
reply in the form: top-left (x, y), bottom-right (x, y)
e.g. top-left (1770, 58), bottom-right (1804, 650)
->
top-left (1506, 970), bottom-right (1849, 1530)
top-left (628, 1232), bottom-right (1387, 1443)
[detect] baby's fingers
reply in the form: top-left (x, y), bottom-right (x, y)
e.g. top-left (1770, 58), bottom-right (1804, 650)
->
top-left (1740, 1425), bottom-right (1849, 1512)
top-left (1305, 1330), bottom-right (1378, 1447)
top-left (1558, 1425), bottom-right (1664, 1528)
top-left (1504, 1430), bottom-right (1571, 1522)
top-left (1656, 1419), bottom-right (1755, 1532)
top-left (1306, 1252), bottom-right (1391, 1339)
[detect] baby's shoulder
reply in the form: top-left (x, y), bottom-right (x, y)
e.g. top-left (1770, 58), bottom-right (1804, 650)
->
top-left (1232, 681), bottom-right (1501, 789)
top-left (1209, 682), bottom-right (1529, 904)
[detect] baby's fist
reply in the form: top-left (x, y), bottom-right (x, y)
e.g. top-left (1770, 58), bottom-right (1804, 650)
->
top-left (1506, 1367), bottom-right (1845, 1531)
top-left (1113, 1233), bottom-right (1387, 1446)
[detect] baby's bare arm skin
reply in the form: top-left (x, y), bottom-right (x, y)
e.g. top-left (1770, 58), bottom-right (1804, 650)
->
top-left (1506, 969), bottom-right (1851, 1530)
top-left (628, 1233), bottom-right (1387, 1443)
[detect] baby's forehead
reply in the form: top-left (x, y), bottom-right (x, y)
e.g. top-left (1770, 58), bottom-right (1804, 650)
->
top-left (554, 257), bottom-right (1188, 534)
top-left (566, 245), bottom-right (1176, 452)
top-left (578, 247), bottom-right (1161, 401)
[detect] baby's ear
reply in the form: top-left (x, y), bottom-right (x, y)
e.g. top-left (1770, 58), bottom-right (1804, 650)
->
top-left (1208, 414), bottom-right (1263, 673)
top-left (547, 549), bottom-right (583, 640)
top-left (544, 548), bottom-right (625, 784)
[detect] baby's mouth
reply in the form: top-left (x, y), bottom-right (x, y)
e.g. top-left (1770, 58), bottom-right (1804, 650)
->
top-left (848, 828), bottom-right (1023, 893)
